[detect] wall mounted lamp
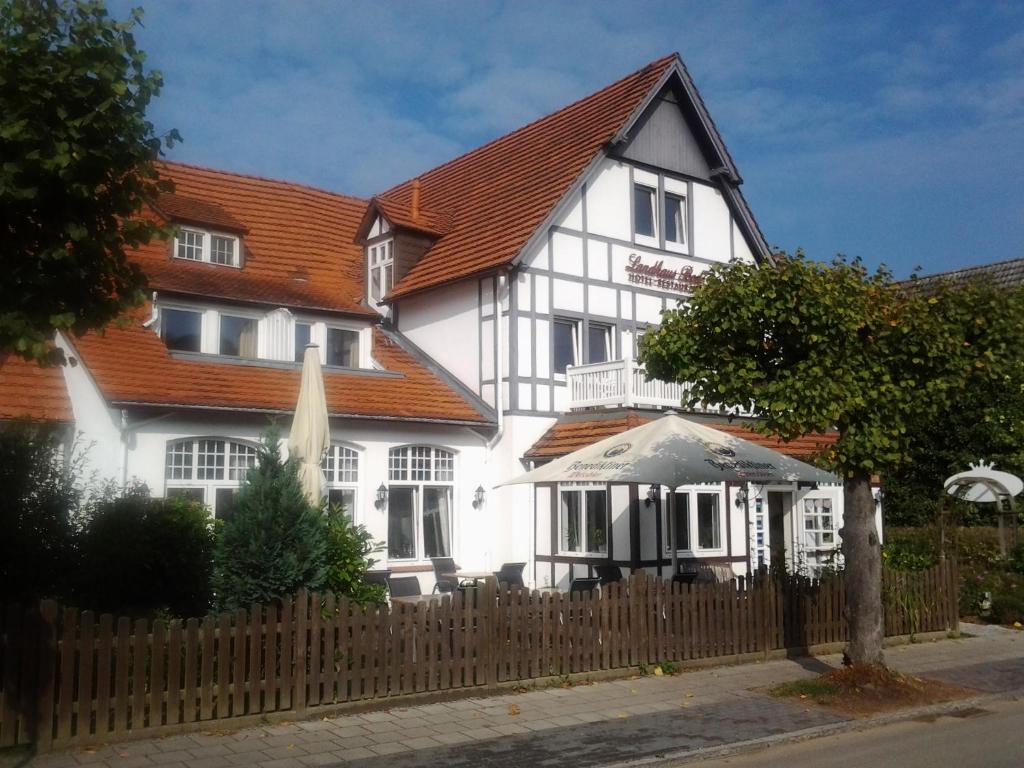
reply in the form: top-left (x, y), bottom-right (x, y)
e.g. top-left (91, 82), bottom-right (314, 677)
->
top-left (375, 483), bottom-right (389, 509)
top-left (644, 484), bottom-right (659, 507)
top-left (472, 485), bottom-right (486, 509)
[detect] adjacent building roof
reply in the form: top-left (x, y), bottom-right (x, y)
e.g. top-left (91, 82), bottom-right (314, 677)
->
top-left (524, 412), bottom-right (838, 463)
top-left (0, 355), bottom-right (73, 423)
top-left (143, 162), bottom-right (374, 316)
top-left (377, 55), bottom-right (678, 300)
top-left (67, 315), bottom-right (493, 426)
top-left (906, 256), bottom-right (1024, 291)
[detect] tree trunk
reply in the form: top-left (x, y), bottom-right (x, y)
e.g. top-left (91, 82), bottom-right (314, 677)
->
top-left (840, 472), bottom-right (884, 666)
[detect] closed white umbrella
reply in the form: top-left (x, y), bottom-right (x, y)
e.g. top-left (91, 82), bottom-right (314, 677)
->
top-left (289, 344), bottom-right (331, 504)
top-left (499, 411), bottom-right (837, 575)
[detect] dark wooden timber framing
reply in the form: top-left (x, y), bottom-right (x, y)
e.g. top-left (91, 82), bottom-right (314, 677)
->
top-left (629, 483), bottom-right (641, 569)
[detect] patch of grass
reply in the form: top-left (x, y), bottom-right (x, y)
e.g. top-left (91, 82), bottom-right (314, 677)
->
top-left (770, 677), bottom-right (841, 700)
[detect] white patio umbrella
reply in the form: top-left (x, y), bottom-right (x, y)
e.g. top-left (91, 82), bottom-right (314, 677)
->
top-left (499, 411), bottom-right (837, 575)
top-left (288, 344), bottom-right (331, 505)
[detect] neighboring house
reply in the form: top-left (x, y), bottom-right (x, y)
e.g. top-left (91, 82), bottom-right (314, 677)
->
top-left (0, 53), bottom-right (873, 589)
top-left (907, 256), bottom-right (1024, 291)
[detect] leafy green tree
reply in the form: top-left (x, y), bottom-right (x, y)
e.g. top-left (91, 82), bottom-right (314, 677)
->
top-left (1, 0), bottom-right (179, 364)
top-left (640, 253), bottom-right (989, 665)
top-left (213, 430), bottom-right (328, 610)
top-left (884, 281), bottom-right (1024, 527)
top-left (323, 504), bottom-right (386, 606)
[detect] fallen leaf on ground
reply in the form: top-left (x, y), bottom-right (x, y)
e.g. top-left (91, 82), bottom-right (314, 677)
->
top-left (508, 705), bottom-right (521, 716)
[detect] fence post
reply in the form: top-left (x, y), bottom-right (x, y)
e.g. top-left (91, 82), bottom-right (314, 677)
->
top-left (294, 590), bottom-right (308, 715)
top-left (34, 600), bottom-right (59, 752)
top-left (483, 579), bottom-right (498, 688)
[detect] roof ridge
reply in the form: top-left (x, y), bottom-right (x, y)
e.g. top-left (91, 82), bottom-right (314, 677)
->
top-left (910, 255), bottom-right (1024, 281)
top-left (159, 159), bottom-right (370, 205)
top-left (379, 53), bottom-right (679, 199)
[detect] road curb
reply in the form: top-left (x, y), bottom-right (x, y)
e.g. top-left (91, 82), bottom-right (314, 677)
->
top-left (601, 689), bottom-right (1024, 768)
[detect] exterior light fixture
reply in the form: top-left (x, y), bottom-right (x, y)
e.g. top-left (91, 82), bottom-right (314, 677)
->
top-left (375, 483), bottom-right (389, 508)
top-left (735, 488), bottom-right (748, 508)
top-left (644, 484), bottom-right (659, 507)
top-left (472, 485), bottom-right (486, 509)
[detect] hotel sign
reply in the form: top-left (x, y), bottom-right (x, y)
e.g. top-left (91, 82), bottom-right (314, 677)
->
top-left (624, 253), bottom-right (704, 294)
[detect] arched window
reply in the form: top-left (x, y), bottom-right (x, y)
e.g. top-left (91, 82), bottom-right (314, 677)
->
top-left (386, 446), bottom-right (455, 561)
top-left (164, 438), bottom-right (258, 520)
top-left (321, 444), bottom-right (359, 516)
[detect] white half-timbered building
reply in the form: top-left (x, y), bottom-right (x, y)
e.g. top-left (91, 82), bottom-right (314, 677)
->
top-left (0, 54), bottom-right (878, 591)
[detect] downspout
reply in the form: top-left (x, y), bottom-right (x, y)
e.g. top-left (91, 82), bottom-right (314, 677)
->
top-left (142, 292), bottom-right (159, 328)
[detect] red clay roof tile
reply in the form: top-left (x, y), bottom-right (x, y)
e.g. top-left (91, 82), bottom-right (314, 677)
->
top-left (525, 413), bottom-right (837, 462)
top-left (381, 54), bottom-right (678, 300)
top-left (0, 355), bottom-right (72, 423)
top-left (68, 312), bottom-right (491, 425)
top-left (154, 192), bottom-right (248, 233)
top-left (143, 162), bottom-right (375, 316)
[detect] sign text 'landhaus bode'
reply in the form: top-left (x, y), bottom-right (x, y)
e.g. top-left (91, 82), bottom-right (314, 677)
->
top-left (624, 253), bottom-right (705, 293)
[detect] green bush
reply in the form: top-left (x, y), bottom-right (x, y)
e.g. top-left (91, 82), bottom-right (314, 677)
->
top-left (881, 536), bottom-right (938, 572)
top-left (213, 429), bottom-right (327, 610)
top-left (322, 504), bottom-right (386, 606)
top-left (0, 422), bottom-right (81, 604)
top-left (77, 482), bottom-right (215, 617)
top-left (990, 593), bottom-right (1024, 625)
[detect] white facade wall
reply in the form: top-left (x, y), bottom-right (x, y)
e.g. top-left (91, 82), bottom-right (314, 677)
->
top-left (398, 280), bottom-right (481, 395)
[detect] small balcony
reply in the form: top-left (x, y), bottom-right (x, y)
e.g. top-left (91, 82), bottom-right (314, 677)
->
top-left (565, 358), bottom-right (754, 416)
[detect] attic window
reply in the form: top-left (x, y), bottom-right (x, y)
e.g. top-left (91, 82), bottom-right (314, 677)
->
top-left (368, 240), bottom-right (393, 304)
top-left (174, 228), bottom-right (241, 268)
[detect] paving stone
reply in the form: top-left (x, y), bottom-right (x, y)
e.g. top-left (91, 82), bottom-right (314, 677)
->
top-left (324, 725), bottom-right (369, 740)
top-left (331, 747), bottom-right (374, 762)
top-left (398, 737), bottom-right (442, 750)
top-left (147, 750), bottom-right (197, 765)
top-left (367, 742), bottom-right (412, 756)
top-left (187, 756), bottom-right (232, 768)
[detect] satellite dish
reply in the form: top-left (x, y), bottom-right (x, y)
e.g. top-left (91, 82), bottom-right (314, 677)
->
top-left (945, 461), bottom-right (1023, 503)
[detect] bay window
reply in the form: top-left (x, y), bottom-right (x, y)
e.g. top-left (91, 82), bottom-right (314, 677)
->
top-left (387, 446), bottom-right (455, 561)
top-left (165, 438), bottom-right (258, 521)
top-left (559, 484), bottom-right (608, 555)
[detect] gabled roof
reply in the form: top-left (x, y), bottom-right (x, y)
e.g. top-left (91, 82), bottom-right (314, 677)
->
top-left (378, 53), bottom-right (770, 301)
top-left (0, 355), bottom-right (72, 423)
top-left (378, 54), bottom-right (678, 300)
top-left (67, 310), bottom-right (493, 426)
top-left (143, 162), bottom-right (375, 316)
top-left (904, 256), bottom-right (1024, 291)
top-left (365, 197), bottom-right (452, 239)
top-left (525, 411), bottom-right (837, 462)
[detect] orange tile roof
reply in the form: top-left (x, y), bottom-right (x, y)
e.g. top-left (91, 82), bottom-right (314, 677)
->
top-left (0, 355), bottom-right (72, 423)
top-left (371, 197), bottom-right (452, 238)
top-left (142, 162), bottom-right (375, 316)
top-left (68, 312), bottom-right (492, 425)
top-left (525, 412), bottom-right (837, 463)
top-left (381, 54), bottom-right (678, 300)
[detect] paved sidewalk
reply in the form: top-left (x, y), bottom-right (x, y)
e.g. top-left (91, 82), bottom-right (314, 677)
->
top-left (14, 627), bottom-right (1022, 768)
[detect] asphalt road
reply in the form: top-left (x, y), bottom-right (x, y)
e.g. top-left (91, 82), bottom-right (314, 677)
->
top-left (685, 696), bottom-right (1024, 768)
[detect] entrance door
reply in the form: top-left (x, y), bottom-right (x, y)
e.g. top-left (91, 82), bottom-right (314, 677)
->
top-left (767, 491), bottom-right (791, 568)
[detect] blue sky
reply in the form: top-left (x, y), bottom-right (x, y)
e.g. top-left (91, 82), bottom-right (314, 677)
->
top-left (113, 0), bottom-right (1024, 277)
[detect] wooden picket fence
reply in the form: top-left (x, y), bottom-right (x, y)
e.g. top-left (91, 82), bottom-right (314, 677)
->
top-left (0, 562), bottom-right (958, 751)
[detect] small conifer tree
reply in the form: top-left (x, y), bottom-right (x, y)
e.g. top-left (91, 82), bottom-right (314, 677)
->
top-left (213, 428), bottom-right (327, 610)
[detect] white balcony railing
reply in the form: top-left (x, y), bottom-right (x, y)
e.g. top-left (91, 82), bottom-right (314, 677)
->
top-left (565, 358), bottom-right (755, 416)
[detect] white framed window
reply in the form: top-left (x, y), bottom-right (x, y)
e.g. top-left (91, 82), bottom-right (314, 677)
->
top-left (368, 240), bottom-right (394, 304)
top-left (173, 228), bottom-right (241, 267)
top-left (386, 446), bottom-right (455, 561)
top-left (586, 323), bottom-right (614, 364)
top-left (665, 193), bottom-right (686, 246)
top-left (218, 314), bottom-right (258, 359)
top-left (662, 486), bottom-right (725, 555)
top-left (322, 444), bottom-right (359, 517)
top-left (553, 318), bottom-right (580, 377)
top-left (558, 483), bottom-right (608, 556)
top-left (294, 322), bottom-right (311, 362)
top-left (325, 327), bottom-right (360, 368)
top-left (164, 437), bottom-right (258, 521)
top-left (801, 497), bottom-right (837, 573)
top-left (161, 307), bottom-right (203, 353)
top-left (633, 183), bottom-right (657, 240)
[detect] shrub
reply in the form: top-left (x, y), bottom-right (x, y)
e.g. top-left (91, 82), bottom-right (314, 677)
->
top-left (213, 429), bottom-right (327, 610)
top-left (881, 537), bottom-right (937, 572)
top-left (77, 483), bottom-right (215, 617)
top-left (990, 593), bottom-right (1024, 625)
top-left (322, 504), bottom-right (386, 606)
top-left (0, 421), bottom-right (81, 604)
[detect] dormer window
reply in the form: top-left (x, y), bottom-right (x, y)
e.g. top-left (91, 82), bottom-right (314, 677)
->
top-left (368, 240), bottom-right (393, 304)
top-left (173, 228), bottom-right (242, 268)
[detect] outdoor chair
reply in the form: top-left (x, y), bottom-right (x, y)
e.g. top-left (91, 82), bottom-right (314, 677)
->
top-left (493, 562), bottom-right (526, 589)
top-left (431, 557), bottom-right (461, 594)
top-left (363, 570), bottom-right (392, 597)
top-left (568, 577), bottom-right (601, 595)
top-left (594, 564), bottom-right (623, 585)
top-left (388, 576), bottom-right (422, 598)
